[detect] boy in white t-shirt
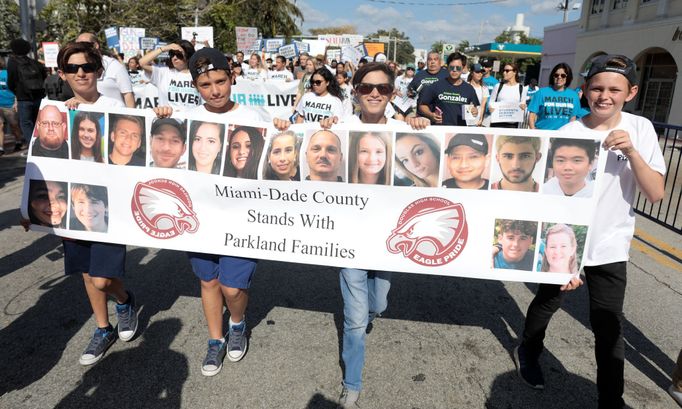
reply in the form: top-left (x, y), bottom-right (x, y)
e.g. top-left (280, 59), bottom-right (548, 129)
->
top-left (514, 55), bottom-right (666, 409)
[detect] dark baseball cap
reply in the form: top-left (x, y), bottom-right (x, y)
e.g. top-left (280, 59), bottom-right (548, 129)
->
top-left (586, 54), bottom-right (637, 84)
top-left (151, 118), bottom-right (186, 141)
top-left (471, 63), bottom-right (485, 73)
top-left (188, 47), bottom-right (230, 81)
top-left (446, 133), bottom-right (488, 155)
top-left (406, 63), bottom-right (416, 71)
top-left (480, 58), bottom-right (494, 68)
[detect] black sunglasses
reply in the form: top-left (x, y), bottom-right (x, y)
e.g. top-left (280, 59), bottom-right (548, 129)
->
top-left (64, 63), bottom-right (99, 74)
top-left (354, 83), bottom-right (393, 96)
top-left (169, 50), bottom-right (185, 60)
top-left (310, 79), bottom-right (325, 86)
top-left (553, 73), bottom-right (567, 79)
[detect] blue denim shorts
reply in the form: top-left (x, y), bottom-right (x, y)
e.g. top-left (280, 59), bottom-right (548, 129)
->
top-left (187, 252), bottom-right (257, 289)
top-left (63, 240), bottom-right (126, 278)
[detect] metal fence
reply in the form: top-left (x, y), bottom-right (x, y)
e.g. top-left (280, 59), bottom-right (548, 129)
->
top-left (634, 122), bottom-right (682, 234)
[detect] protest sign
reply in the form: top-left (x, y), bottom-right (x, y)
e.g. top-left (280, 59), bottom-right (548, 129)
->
top-left (491, 103), bottom-right (524, 123)
top-left (462, 105), bottom-right (479, 126)
top-left (326, 49), bottom-right (341, 63)
top-left (294, 41), bottom-right (310, 54)
top-left (236, 27), bottom-right (259, 52)
top-left (318, 34), bottom-right (364, 47)
top-left (363, 42), bottom-right (385, 59)
top-left (139, 37), bottom-right (159, 51)
top-left (302, 40), bottom-right (327, 57)
top-left (265, 39), bottom-right (286, 53)
top-left (23, 101), bottom-right (606, 285)
top-left (105, 27), bottom-right (120, 51)
top-left (231, 79), bottom-right (298, 120)
top-left (42, 42), bottom-right (60, 68)
top-left (119, 27), bottom-right (145, 60)
top-left (341, 45), bottom-right (364, 65)
top-left (278, 44), bottom-right (298, 60)
top-left (181, 26), bottom-right (214, 49)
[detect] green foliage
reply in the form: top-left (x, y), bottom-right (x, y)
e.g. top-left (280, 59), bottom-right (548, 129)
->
top-left (494, 31), bottom-right (543, 45)
top-left (430, 40), bottom-right (444, 54)
top-left (457, 40), bottom-right (470, 51)
top-left (0, 0), bottom-right (20, 50)
top-left (366, 28), bottom-right (414, 64)
top-left (309, 25), bottom-right (357, 36)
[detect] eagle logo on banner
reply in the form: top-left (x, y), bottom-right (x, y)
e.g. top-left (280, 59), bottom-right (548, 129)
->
top-left (386, 197), bottom-right (468, 267)
top-left (131, 179), bottom-right (199, 239)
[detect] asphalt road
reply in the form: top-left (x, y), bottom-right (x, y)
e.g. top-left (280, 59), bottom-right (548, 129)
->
top-left (1, 150), bottom-right (680, 409)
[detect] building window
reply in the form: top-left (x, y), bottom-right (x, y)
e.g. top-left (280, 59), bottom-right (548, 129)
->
top-left (591, 0), bottom-right (604, 14)
top-left (613, 0), bottom-right (628, 9)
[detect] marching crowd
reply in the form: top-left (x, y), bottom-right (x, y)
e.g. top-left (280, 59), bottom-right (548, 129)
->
top-left (4, 32), bottom-right (681, 408)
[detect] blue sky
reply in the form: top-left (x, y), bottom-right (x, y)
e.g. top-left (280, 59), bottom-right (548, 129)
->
top-left (294, 0), bottom-right (582, 50)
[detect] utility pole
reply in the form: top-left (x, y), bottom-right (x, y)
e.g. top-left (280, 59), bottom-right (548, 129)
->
top-left (20, 0), bottom-right (33, 44)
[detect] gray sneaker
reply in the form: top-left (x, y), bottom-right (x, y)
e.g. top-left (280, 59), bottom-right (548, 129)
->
top-left (227, 321), bottom-right (248, 362)
top-left (201, 339), bottom-right (226, 376)
top-left (115, 291), bottom-right (138, 342)
top-left (79, 326), bottom-right (116, 366)
top-left (338, 386), bottom-right (360, 408)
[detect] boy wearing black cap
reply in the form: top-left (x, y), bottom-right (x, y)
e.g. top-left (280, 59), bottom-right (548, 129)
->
top-left (154, 48), bottom-right (264, 376)
top-left (514, 55), bottom-right (666, 409)
top-left (442, 133), bottom-right (490, 189)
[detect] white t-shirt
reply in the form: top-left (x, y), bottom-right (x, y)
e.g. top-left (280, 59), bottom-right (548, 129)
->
top-left (559, 112), bottom-right (666, 266)
top-left (344, 114), bottom-right (405, 127)
top-left (151, 67), bottom-right (202, 112)
top-left (98, 55), bottom-right (133, 105)
top-left (90, 95), bottom-right (125, 109)
top-left (295, 92), bottom-right (346, 123)
top-left (189, 103), bottom-right (265, 122)
top-left (244, 67), bottom-right (268, 81)
top-left (490, 83), bottom-right (528, 107)
top-left (542, 176), bottom-right (594, 198)
top-left (268, 69), bottom-right (294, 81)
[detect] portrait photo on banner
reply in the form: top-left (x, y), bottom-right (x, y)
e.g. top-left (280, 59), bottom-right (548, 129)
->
top-left (489, 134), bottom-right (547, 193)
top-left (261, 129), bottom-right (303, 181)
top-left (441, 133), bottom-right (493, 190)
top-left (69, 183), bottom-right (110, 233)
top-left (348, 130), bottom-right (393, 186)
top-left (394, 131), bottom-right (441, 188)
top-left (223, 124), bottom-right (267, 180)
top-left (28, 179), bottom-right (69, 229)
top-left (69, 110), bottom-right (105, 163)
top-left (301, 128), bottom-right (348, 183)
top-left (31, 104), bottom-right (69, 160)
top-left (543, 137), bottom-right (601, 198)
top-left (536, 222), bottom-right (587, 274)
top-left (147, 117), bottom-right (188, 170)
top-left (188, 120), bottom-right (226, 175)
top-left (492, 218), bottom-right (539, 272)
top-left (107, 113), bottom-right (146, 166)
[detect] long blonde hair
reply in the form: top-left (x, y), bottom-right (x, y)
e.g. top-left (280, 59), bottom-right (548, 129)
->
top-left (349, 132), bottom-right (392, 185)
top-left (541, 223), bottom-right (578, 273)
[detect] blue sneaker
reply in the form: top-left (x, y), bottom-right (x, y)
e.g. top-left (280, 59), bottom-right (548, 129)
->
top-left (79, 326), bottom-right (116, 366)
top-left (115, 291), bottom-right (138, 342)
top-left (201, 339), bottom-right (226, 376)
top-left (227, 321), bottom-right (248, 362)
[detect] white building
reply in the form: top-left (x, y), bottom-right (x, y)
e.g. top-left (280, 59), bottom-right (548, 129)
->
top-left (574, 0), bottom-right (682, 124)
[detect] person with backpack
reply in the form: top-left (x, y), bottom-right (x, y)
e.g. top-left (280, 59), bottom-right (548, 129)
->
top-left (7, 38), bottom-right (47, 151)
top-left (489, 62), bottom-right (527, 128)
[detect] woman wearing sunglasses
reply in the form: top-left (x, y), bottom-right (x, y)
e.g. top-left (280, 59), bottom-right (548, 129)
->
top-left (527, 63), bottom-right (581, 130)
top-left (489, 62), bottom-right (528, 128)
top-left (294, 67), bottom-right (347, 123)
top-left (138, 40), bottom-right (201, 112)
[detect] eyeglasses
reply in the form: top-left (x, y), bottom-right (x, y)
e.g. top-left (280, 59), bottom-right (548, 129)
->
top-left (354, 83), bottom-right (394, 96)
top-left (448, 65), bottom-right (463, 72)
top-left (503, 69), bottom-right (515, 73)
top-left (553, 73), bottom-right (567, 79)
top-left (310, 79), bottom-right (325, 86)
top-left (39, 121), bottom-right (63, 128)
top-left (169, 50), bottom-right (185, 60)
top-left (63, 63), bottom-right (99, 74)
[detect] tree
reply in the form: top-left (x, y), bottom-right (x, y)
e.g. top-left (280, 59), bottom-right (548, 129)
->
top-left (0, 0), bottom-right (20, 50)
top-left (494, 31), bottom-right (542, 45)
top-left (309, 25), bottom-right (357, 36)
top-left (431, 41), bottom-right (444, 54)
top-left (366, 28), bottom-right (414, 64)
top-left (457, 40), bottom-right (470, 51)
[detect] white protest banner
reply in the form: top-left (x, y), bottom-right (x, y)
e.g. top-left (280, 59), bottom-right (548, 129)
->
top-left (236, 27), bottom-right (259, 52)
top-left (491, 103), bottom-right (524, 123)
top-left (181, 26), bottom-right (214, 49)
top-left (133, 82), bottom-right (159, 109)
top-left (302, 40), bottom-right (327, 57)
top-left (42, 42), bottom-right (60, 68)
top-left (231, 79), bottom-right (298, 120)
top-left (139, 37), bottom-right (158, 51)
top-left (278, 44), bottom-right (298, 60)
top-left (119, 27), bottom-right (145, 60)
top-left (294, 41), bottom-right (310, 54)
top-left (341, 45), bottom-right (363, 65)
top-left (318, 34), bottom-right (364, 47)
top-left (265, 39), bottom-right (286, 53)
top-left (23, 101), bottom-right (606, 285)
top-left (105, 27), bottom-right (120, 51)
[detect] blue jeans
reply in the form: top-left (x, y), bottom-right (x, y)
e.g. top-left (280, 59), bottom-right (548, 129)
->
top-left (340, 268), bottom-right (392, 392)
top-left (17, 99), bottom-right (41, 146)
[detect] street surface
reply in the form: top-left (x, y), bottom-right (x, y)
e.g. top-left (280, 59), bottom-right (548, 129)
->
top-left (1, 150), bottom-right (680, 408)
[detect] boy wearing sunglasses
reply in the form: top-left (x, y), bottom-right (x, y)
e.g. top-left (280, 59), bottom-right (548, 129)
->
top-left (418, 52), bottom-right (479, 126)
